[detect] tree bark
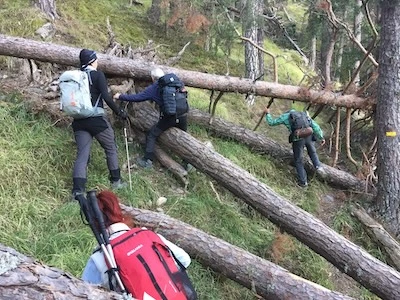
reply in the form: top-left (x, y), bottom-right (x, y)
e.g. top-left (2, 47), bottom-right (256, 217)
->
top-left (0, 244), bottom-right (120, 299)
top-left (320, 23), bottom-right (337, 87)
top-left (242, 0), bottom-right (264, 105)
top-left (0, 34), bottom-right (373, 109)
top-left (127, 102), bottom-right (400, 300)
top-left (34, 0), bottom-right (59, 20)
top-left (120, 205), bottom-right (354, 300)
top-left (188, 109), bottom-right (366, 192)
top-left (352, 206), bottom-right (400, 272)
top-left (148, 0), bottom-right (162, 25)
top-left (353, 0), bottom-right (363, 86)
top-left (376, 0), bottom-right (400, 236)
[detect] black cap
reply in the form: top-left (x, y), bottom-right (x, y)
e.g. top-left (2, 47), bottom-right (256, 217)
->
top-left (79, 49), bottom-right (97, 69)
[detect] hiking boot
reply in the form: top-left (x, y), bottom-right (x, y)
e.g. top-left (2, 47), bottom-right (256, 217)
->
top-left (183, 162), bottom-right (194, 172)
top-left (71, 191), bottom-right (85, 201)
top-left (297, 181), bottom-right (308, 188)
top-left (111, 179), bottom-right (127, 190)
top-left (136, 157), bottom-right (153, 169)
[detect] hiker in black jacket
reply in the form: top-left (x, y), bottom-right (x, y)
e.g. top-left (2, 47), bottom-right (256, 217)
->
top-left (71, 49), bottom-right (127, 199)
top-left (114, 68), bottom-right (189, 169)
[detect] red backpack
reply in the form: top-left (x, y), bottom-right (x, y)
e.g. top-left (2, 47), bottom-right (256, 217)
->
top-left (109, 228), bottom-right (197, 300)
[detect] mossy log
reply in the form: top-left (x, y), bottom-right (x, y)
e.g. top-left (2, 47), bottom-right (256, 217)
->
top-left (0, 34), bottom-right (373, 109)
top-left (127, 102), bottom-right (400, 300)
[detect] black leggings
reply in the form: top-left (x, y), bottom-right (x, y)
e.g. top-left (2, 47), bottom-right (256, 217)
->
top-left (145, 115), bottom-right (187, 160)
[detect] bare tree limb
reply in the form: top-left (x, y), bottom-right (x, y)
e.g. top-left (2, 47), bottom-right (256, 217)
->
top-left (323, 0), bottom-right (378, 67)
top-left (345, 108), bottom-right (360, 168)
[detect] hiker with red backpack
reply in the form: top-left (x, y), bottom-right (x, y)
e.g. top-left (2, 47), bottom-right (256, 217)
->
top-left (113, 68), bottom-right (190, 170)
top-left (264, 108), bottom-right (326, 187)
top-left (80, 190), bottom-right (197, 300)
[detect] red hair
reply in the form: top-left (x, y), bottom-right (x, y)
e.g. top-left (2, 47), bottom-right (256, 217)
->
top-left (97, 190), bottom-right (135, 228)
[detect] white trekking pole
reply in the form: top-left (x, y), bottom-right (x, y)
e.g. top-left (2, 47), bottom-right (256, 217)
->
top-left (124, 126), bottom-right (133, 191)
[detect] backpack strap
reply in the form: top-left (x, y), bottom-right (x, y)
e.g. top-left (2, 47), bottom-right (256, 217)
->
top-left (84, 69), bottom-right (101, 109)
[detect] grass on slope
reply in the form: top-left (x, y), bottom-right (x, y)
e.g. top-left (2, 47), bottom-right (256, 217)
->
top-left (0, 93), bottom-right (380, 299)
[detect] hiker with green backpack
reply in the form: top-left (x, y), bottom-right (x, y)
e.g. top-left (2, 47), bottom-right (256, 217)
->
top-left (264, 108), bottom-right (326, 187)
top-left (59, 49), bottom-right (128, 200)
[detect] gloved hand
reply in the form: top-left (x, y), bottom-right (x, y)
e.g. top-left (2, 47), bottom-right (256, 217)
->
top-left (118, 109), bottom-right (128, 120)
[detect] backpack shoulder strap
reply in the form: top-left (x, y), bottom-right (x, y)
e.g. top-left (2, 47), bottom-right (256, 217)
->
top-left (83, 69), bottom-right (101, 108)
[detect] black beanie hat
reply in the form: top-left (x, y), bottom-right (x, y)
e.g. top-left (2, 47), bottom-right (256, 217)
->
top-left (79, 49), bottom-right (97, 69)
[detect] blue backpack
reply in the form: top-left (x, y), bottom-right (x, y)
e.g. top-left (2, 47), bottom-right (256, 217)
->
top-left (158, 73), bottom-right (189, 116)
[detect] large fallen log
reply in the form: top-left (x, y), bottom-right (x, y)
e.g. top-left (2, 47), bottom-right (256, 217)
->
top-left (120, 205), bottom-right (354, 300)
top-left (0, 244), bottom-right (120, 299)
top-left (0, 34), bottom-right (374, 109)
top-left (127, 102), bottom-right (400, 300)
top-left (188, 109), bottom-right (367, 192)
top-left (0, 217), bottom-right (353, 300)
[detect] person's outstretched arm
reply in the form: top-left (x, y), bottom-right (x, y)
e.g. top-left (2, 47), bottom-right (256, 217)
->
top-left (114, 83), bottom-right (159, 103)
top-left (264, 108), bottom-right (289, 127)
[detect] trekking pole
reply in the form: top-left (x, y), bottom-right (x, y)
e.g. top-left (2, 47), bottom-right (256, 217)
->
top-left (253, 97), bottom-right (275, 131)
top-left (124, 125), bottom-right (132, 191)
top-left (87, 190), bottom-right (128, 295)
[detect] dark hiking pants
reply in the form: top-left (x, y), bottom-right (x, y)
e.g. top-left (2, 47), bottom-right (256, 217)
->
top-left (73, 118), bottom-right (119, 180)
top-left (144, 115), bottom-right (188, 161)
top-left (292, 135), bottom-right (321, 185)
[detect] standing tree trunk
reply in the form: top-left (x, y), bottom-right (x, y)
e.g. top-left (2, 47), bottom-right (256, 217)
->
top-left (34, 0), bottom-right (59, 20)
top-left (353, 0), bottom-right (363, 86)
top-left (310, 35), bottom-right (317, 71)
top-left (320, 22), bottom-right (338, 88)
top-left (148, 0), bottom-right (162, 26)
top-left (242, 0), bottom-right (264, 105)
top-left (376, 0), bottom-right (400, 236)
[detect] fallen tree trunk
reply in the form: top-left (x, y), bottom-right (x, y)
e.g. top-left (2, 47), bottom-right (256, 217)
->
top-left (128, 102), bottom-right (400, 300)
top-left (352, 206), bottom-right (400, 272)
top-left (0, 244), bottom-right (120, 299)
top-left (0, 220), bottom-right (353, 300)
top-left (0, 34), bottom-right (374, 109)
top-left (120, 205), bottom-right (354, 300)
top-left (188, 109), bottom-right (367, 192)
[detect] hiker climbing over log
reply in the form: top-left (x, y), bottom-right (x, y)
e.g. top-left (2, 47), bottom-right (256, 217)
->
top-left (264, 108), bottom-right (326, 187)
top-left (114, 68), bottom-right (190, 170)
